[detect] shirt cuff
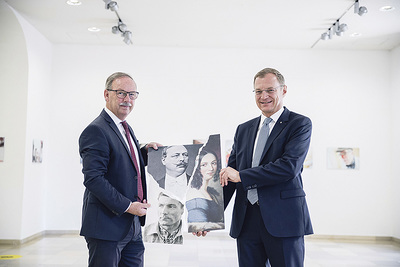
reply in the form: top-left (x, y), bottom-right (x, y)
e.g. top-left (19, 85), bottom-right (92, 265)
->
top-left (125, 202), bottom-right (132, 213)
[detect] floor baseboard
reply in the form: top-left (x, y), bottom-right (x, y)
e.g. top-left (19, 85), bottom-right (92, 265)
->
top-left (0, 230), bottom-right (80, 246)
top-left (1, 231), bottom-right (399, 246)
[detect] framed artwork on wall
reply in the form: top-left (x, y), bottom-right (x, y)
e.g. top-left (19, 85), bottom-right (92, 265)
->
top-left (327, 147), bottom-right (360, 170)
top-left (0, 137), bottom-right (4, 162)
top-left (32, 139), bottom-right (43, 163)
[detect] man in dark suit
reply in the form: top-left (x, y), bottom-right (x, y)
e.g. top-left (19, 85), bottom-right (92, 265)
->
top-left (79, 72), bottom-right (161, 267)
top-left (220, 68), bottom-right (313, 266)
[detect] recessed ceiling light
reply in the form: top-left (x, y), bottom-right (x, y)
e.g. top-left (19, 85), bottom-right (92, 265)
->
top-left (66, 0), bottom-right (82, 6)
top-left (380, 6), bottom-right (395, 11)
top-left (88, 27), bottom-right (101, 32)
top-left (350, 32), bottom-right (362, 37)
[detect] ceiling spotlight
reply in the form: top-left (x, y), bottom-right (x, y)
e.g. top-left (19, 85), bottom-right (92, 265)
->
top-left (334, 22), bottom-right (339, 34)
top-left (339, 23), bottom-right (348, 32)
top-left (112, 26), bottom-right (119, 34)
top-left (103, 0), bottom-right (118, 11)
top-left (321, 32), bottom-right (329, 40)
top-left (335, 20), bottom-right (348, 36)
top-left (108, 1), bottom-right (118, 11)
top-left (123, 31), bottom-right (132, 45)
top-left (329, 27), bottom-right (334, 39)
top-left (103, 0), bottom-right (111, 9)
top-left (102, 0), bottom-right (133, 45)
top-left (313, 0), bottom-right (367, 48)
top-left (118, 21), bottom-right (127, 32)
top-left (354, 0), bottom-right (368, 16)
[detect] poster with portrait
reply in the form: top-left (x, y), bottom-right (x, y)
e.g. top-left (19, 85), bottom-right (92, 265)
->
top-left (327, 147), bottom-right (360, 170)
top-left (32, 139), bottom-right (43, 163)
top-left (0, 137), bottom-right (4, 162)
top-left (144, 134), bottom-right (224, 245)
top-left (303, 148), bottom-right (313, 169)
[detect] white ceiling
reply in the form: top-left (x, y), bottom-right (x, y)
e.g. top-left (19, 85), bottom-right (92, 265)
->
top-left (4, 0), bottom-right (400, 50)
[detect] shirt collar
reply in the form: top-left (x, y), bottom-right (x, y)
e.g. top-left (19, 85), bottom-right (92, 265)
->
top-left (158, 221), bottom-right (183, 244)
top-left (104, 107), bottom-right (124, 126)
top-left (260, 107), bottom-right (284, 126)
top-left (166, 172), bottom-right (187, 185)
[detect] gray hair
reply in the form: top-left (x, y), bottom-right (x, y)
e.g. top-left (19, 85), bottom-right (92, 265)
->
top-left (105, 72), bottom-right (133, 90)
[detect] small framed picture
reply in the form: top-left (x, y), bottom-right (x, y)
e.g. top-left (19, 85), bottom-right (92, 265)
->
top-left (327, 147), bottom-right (359, 170)
top-left (32, 139), bottom-right (43, 163)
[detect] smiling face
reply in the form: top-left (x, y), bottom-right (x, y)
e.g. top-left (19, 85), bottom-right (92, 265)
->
top-left (254, 73), bottom-right (287, 117)
top-left (200, 153), bottom-right (218, 181)
top-left (104, 76), bottom-right (137, 121)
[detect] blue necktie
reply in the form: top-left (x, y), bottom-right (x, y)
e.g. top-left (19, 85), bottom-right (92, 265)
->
top-left (248, 117), bottom-right (272, 204)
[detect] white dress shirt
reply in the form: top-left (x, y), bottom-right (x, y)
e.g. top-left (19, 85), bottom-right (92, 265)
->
top-left (165, 172), bottom-right (188, 200)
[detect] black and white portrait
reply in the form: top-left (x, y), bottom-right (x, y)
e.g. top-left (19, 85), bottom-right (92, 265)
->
top-left (147, 144), bottom-right (202, 201)
top-left (143, 191), bottom-right (184, 244)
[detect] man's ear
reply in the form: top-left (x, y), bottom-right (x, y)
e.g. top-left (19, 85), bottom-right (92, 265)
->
top-left (104, 89), bottom-right (109, 101)
top-left (282, 85), bottom-right (287, 97)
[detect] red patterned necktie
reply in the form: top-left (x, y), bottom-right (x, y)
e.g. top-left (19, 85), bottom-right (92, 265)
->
top-left (121, 121), bottom-right (143, 202)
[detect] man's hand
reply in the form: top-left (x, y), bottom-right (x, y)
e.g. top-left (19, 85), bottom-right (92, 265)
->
top-left (220, 167), bottom-right (241, 186)
top-left (192, 231), bottom-right (208, 237)
top-left (145, 142), bottom-right (162, 151)
top-left (126, 200), bottom-right (151, 217)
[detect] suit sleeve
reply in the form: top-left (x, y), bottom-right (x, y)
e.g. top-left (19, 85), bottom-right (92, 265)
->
top-left (140, 146), bottom-right (148, 166)
top-left (223, 127), bottom-right (240, 209)
top-left (240, 116), bottom-right (312, 190)
top-left (79, 124), bottom-right (132, 216)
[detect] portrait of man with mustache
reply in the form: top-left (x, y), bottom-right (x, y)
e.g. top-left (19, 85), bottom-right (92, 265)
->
top-left (143, 192), bottom-right (184, 244)
top-left (155, 145), bottom-right (191, 200)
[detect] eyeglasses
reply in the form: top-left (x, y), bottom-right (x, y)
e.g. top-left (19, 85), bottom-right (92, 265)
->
top-left (253, 85), bottom-right (283, 96)
top-left (107, 89), bottom-right (139, 100)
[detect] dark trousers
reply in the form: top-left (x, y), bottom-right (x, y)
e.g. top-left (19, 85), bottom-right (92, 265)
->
top-left (85, 216), bottom-right (144, 267)
top-left (236, 203), bottom-right (305, 267)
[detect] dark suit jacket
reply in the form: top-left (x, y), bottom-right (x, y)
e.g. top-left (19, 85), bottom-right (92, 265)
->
top-left (224, 107), bottom-right (313, 238)
top-left (79, 109), bottom-right (148, 241)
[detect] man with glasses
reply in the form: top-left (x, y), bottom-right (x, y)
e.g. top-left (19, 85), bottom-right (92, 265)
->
top-left (79, 72), bottom-right (161, 267)
top-left (219, 68), bottom-right (313, 266)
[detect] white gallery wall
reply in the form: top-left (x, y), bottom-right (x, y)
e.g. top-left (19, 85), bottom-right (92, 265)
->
top-left (390, 45), bottom-right (400, 239)
top-left (1, 1), bottom-right (399, 241)
top-left (0, 0), bottom-right (28, 241)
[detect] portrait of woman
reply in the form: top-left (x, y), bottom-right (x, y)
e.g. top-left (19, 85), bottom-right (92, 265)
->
top-left (185, 149), bottom-right (224, 232)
